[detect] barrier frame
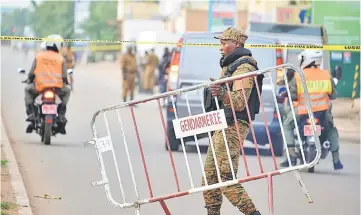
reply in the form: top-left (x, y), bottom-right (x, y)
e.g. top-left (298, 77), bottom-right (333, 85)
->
top-left (83, 63), bottom-right (322, 215)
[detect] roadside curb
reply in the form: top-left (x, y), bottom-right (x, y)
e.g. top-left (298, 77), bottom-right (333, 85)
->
top-left (1, 118), bottom-right (34, 215)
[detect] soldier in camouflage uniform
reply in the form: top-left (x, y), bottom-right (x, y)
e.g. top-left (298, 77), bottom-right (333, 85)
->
top-left (203, 27), bottom-right (262, 215)
top-left (121, 46), bottom-right (138, 102)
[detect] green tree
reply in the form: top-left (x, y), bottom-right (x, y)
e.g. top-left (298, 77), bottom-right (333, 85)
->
top-left (81, 1), bottom-right (118, 41)
top-left (1, 8), bottom-right (31, 36)
top-left (30, 1), bottom-right (75, 38)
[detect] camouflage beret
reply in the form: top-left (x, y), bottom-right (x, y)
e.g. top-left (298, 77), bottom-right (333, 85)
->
top-left (214, 27), bottom-right (248, 44)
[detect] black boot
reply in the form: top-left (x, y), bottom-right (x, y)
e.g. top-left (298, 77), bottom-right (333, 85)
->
top-left (130, 96), bottom-right (137, 107)
top-left (26, 123), bottom-right (34, 133)
top-left (57, 105), bottom-right (67, 135)
top-left (249, 211), bottom-right (262, 215)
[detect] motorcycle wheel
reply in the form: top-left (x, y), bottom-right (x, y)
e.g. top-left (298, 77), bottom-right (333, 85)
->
top-left (43, 123), bottom-right (52, 145)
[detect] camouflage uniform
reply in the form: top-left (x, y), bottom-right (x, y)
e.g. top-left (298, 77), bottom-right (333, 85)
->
top-left (142, 51), bottom-right (159, 93)
top-left (122, 52), bottom-right (138, 101)
top-left (280, 73), bottom-right (342, 167)
top-left (62, 46), bottom-right (75, 90)
top-left (202, 27), bottom-right (259, 215)
top-left (62, 46), bottom-right (75, 69)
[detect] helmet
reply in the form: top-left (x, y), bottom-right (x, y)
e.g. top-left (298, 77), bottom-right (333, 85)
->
top-left (298, 50), bottom-right (323, 69)
top-left (45, 34), bottom-right (64, 52)
top-left (40, 41), bottom-right (46, 51)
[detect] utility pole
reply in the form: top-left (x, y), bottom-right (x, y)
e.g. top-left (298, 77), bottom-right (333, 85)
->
top-left (70, 0), bottom-right (76, 39)
top-left (64, 0), bottom-right (75, 40)
top-left (117, 0), bottom-right (124, 53)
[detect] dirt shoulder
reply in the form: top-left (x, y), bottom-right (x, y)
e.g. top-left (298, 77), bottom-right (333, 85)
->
top-left (1, 148), bottom-right (19, 215)
top-left (332, 98), bottom-right (360, 144)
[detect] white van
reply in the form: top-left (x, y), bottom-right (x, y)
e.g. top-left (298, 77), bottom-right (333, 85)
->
top-left (249, 22), bottom-right (330, 83)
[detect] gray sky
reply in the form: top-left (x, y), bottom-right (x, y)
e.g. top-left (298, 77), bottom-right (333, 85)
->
top-left (0, 0), bottom-right (41, 9)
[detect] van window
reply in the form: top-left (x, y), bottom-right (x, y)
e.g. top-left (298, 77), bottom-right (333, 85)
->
top-left (286, 50), bottom-right (301, 68)
top-left (180, 36), bottom-right (277, 79)
top-left (250, 22), bottom-right (328, 44)
top-left (247, 39), bottom-right (277, 70)
top-left (179, 37), bottom-right (221, 79)
top-left (250, 22), bottom-right (324, 37)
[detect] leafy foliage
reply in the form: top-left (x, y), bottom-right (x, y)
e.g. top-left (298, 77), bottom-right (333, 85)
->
top-left (1, 8), bottom-right (31, 36)
top-left (29, 1), bottom-right (75, 38)
top-left (81, 1), bottom-right (118, 41)
top-left (1, 0), bottom-right (118, 41)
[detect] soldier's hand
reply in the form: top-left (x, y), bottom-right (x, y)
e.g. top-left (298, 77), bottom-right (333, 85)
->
top-left (209, 78), bottom-right (220, 96)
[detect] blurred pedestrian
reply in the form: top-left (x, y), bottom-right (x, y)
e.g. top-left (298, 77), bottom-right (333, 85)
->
top-left (134, 45), bottom-right (143, 88)
top-left (62, 43), bottom-right (76, 91)
top-left (138, 51), bottom-right (149, 93)
top-left (158, 47), bottom-right (172, 106)
top-left (121, 46), bottom-right (138, 102)
top-left (142, 48), bottom-right (159, 94)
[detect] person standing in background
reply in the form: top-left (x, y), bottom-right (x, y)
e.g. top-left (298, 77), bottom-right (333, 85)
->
top-left (134, 45), bottom-right (143, 88)
top-left (158, 47), bottom-right (172, 106)
top-left (139, 51), bottom-right (149, 93)
top-left (62, 43), bottom-right (76, 91)
top-left (121, 46), bottom-right (138, 102)
top-left (142, 48), bottom-right (159, 94)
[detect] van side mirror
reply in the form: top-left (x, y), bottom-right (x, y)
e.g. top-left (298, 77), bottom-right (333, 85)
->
top-left (332, 65), bottom-right (342, 80)
top-left (333, 77), bottom-right (339, 85)
top-left (17, 68), bottom-right (26, 74)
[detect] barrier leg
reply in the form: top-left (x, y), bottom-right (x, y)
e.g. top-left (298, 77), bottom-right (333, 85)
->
top-left (267, 174), bottom-right (274, 215)
top-left (159, 200), bottom-right (171, 215)
top-left (135, 206), bottom-right (141, 215)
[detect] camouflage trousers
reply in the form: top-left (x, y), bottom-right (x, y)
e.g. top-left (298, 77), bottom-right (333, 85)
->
top-left (201, 121), bottom-right (257, 215)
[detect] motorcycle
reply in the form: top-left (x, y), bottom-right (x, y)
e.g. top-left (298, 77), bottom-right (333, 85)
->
top-left (294, 111), bottom-right (330, 173)
top-left (18, 68), bottom-right (69, 145)
top-left (276, 87), bottom-right (330, 173)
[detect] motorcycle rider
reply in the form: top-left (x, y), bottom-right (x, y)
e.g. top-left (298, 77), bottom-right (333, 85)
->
top-left (24, 34), bottom-right (71, 135)
top-left (279, 50), bottom-right (343, 170)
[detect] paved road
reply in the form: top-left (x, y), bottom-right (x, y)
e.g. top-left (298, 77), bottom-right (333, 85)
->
top-left (1, 47), bottom-right (360, 215)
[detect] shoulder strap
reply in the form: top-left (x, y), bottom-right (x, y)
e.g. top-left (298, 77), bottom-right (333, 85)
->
top-left (225, 57), bottom-right (259, 77)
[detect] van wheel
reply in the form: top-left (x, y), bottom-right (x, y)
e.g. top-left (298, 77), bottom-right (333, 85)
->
top-left (165, 128), bottom-right (180, 151)
top-left (273, 141), bottom-right (284, 157)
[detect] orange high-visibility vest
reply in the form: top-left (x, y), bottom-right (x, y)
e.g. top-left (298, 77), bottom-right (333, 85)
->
top-left (294, 68), bottom-right (332, 115)
top-left (33, 51), bottom-right (64, 92)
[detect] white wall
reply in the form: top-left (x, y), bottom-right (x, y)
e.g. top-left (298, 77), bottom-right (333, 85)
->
top-left (122, 19), bottom-right (166, 52)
